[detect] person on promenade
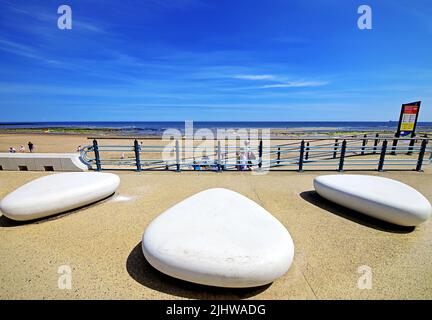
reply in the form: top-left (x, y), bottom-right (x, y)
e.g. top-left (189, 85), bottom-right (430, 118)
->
top-left (28, 142), bottom-right (34, 153)
top-left (9, 147), bottom-right (16, 153)
top-left (201, 155), bottom-right (210, 170)
top-left (244, 140), bottom-right (255, 170)
top-left (19, 145), bottom-right (25, 152)
top-left (236, 152), bottom-right (241, 170)
top-left (192, 158), bottom-right (201, 171)
top-left (239, 149), bottom-right (248, 171)
top-left (76, 145), bottom-right (82, 152)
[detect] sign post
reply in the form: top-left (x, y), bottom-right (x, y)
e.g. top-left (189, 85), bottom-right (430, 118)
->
top-left (391, 101), bottom-right (421, 155)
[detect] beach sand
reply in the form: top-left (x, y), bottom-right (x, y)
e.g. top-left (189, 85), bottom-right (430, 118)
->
top-left (0, 133), bottom-right (431, 299)
top-left (0, 133), bottom-right (90, 153)
top-left (1, 168), bottom-right (431, 300)
top-left (0, 131), bottom-right (398, 154)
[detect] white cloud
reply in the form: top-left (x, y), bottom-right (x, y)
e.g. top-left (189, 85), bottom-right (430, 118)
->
top-left (4, 2), bottom-right (106, 33)
top-left (0, 38), bottom-right (59, 64)
top-left (232, 75), bottom-right (328, 88)
top-left (233, 74), bottom-right (275, 80)
top-left (260, 81), bottom-right (328, 88)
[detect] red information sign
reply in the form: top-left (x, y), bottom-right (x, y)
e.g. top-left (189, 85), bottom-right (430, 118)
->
top-left (396, 101), bottom-right (421, 137)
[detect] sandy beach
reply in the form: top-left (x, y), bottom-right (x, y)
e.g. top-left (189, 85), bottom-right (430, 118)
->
top-left (2, 130), bottom-right (420, 154)
top-left (0, 133), bottom-right (100, 154)
top-left (1, 165), bottom-right (431, 299)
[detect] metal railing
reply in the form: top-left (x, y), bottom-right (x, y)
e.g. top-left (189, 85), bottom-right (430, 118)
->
top-left (80, 135), bottom-right (431, 172)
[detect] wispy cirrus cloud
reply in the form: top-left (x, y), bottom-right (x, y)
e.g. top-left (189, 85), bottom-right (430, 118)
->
top-left (233, 74), bottom-right (275, 80)
top-left (1, 0), bottom-right (107, 34)
top-left (0, 38), bottom-right (59, 64)
top-left (232, 73), bottom-right (328, 88)
top-left (260, 81), bottom-right (328, 88)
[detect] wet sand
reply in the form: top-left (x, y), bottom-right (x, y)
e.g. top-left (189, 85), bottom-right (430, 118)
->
top-left (0, 168), bottom-right (431, 300)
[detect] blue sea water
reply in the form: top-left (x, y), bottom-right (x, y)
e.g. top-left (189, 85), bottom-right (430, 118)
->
top-left (0, 121), bottom-right (431, 135)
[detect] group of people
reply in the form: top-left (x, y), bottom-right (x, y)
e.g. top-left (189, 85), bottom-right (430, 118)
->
top-left (190, 141), bottom-right (257, 171)
top-left (236, 149), bottom-right (256, 171)
top-left (192, 155), bottom-right (217, 171)
top-left (8, 142), bottom-right (34, 153)
top-left (235, 140), bottom-right (256, 171)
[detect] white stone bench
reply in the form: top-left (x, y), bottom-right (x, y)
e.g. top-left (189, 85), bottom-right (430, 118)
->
top-left (0, 153), bottom-right (90, 172)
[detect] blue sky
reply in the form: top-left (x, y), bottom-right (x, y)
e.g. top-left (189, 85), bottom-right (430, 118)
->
top-left (0, 0), bottom-right (431, 121)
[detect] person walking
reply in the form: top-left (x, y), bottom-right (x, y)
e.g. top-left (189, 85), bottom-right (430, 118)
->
top-left (28, 141), bottom-right (34, 153)
top-left (19, 145), bottom-right (25, 152)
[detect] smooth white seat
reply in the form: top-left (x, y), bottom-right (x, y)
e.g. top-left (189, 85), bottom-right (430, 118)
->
top-left (142, 188), bottom-right (294, 288)
top-left (314, 174), bottom-right (432, 226)
top-left (0, 172), bottom-right (120, 221)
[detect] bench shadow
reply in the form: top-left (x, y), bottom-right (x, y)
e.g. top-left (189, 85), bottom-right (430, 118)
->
top-left (0, 193), bottom-right (116, 228)
top-left (299, 191), bottom-right (415, 234)
top-left (126, 242), bottom-right (271, 299)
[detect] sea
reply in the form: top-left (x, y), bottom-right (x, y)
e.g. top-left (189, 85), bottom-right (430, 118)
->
top-left (1, 121), bottom-right (431, 136)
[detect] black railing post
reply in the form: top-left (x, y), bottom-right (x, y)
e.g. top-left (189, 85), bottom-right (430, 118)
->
top-left (373, 133), bottom-right (379, 154)
top-left (416, 139), bottom-right (428, 172)
top-left (258, 139), bottom-right (263, 169)
top-left (175, 140), bottom-right (181, 172)
top-left (93, 139), bottom-right (101, 171)
top-left (305, 142), bottom-right (310, 160)
top-left (391, 138), bottom-right (398, 155)
top-left (361, 134), bottom-right (367, 155)
top-left (298, 140), bottom-right (305, 172)
top-left (223, 143), bottom-right (228, 171)
top-left (217, 141), bottom-right (222, 172)
top-left (338, 140), bottom-right (346, 172)
top-left (333, 139), bottom-right (339, 159)
top-left (407, 137), bottom-right (416, 155)
top-left (134, 139), bottom-right (141, 172)
top-left (378, 139), bottom-right (388, 172)
top-left (277, 147), bottom-right (281, 165)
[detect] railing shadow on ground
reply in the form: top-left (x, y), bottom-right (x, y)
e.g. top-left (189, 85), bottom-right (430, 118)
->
top-left (126, 242), bottom-right (271, 299)
top-left (299, 191), bottom-right (415, 234)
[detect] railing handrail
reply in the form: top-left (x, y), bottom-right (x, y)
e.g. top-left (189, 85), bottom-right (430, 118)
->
top-left (80, 136), bottom-right (431, 172)
top-left (87, 136), bottom-right (427, 141)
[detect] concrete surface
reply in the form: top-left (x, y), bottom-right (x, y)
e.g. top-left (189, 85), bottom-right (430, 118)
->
top-left (0, 168), bottom-right (431, 300)
top-left (0, 153), bottom-right (89, 172)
